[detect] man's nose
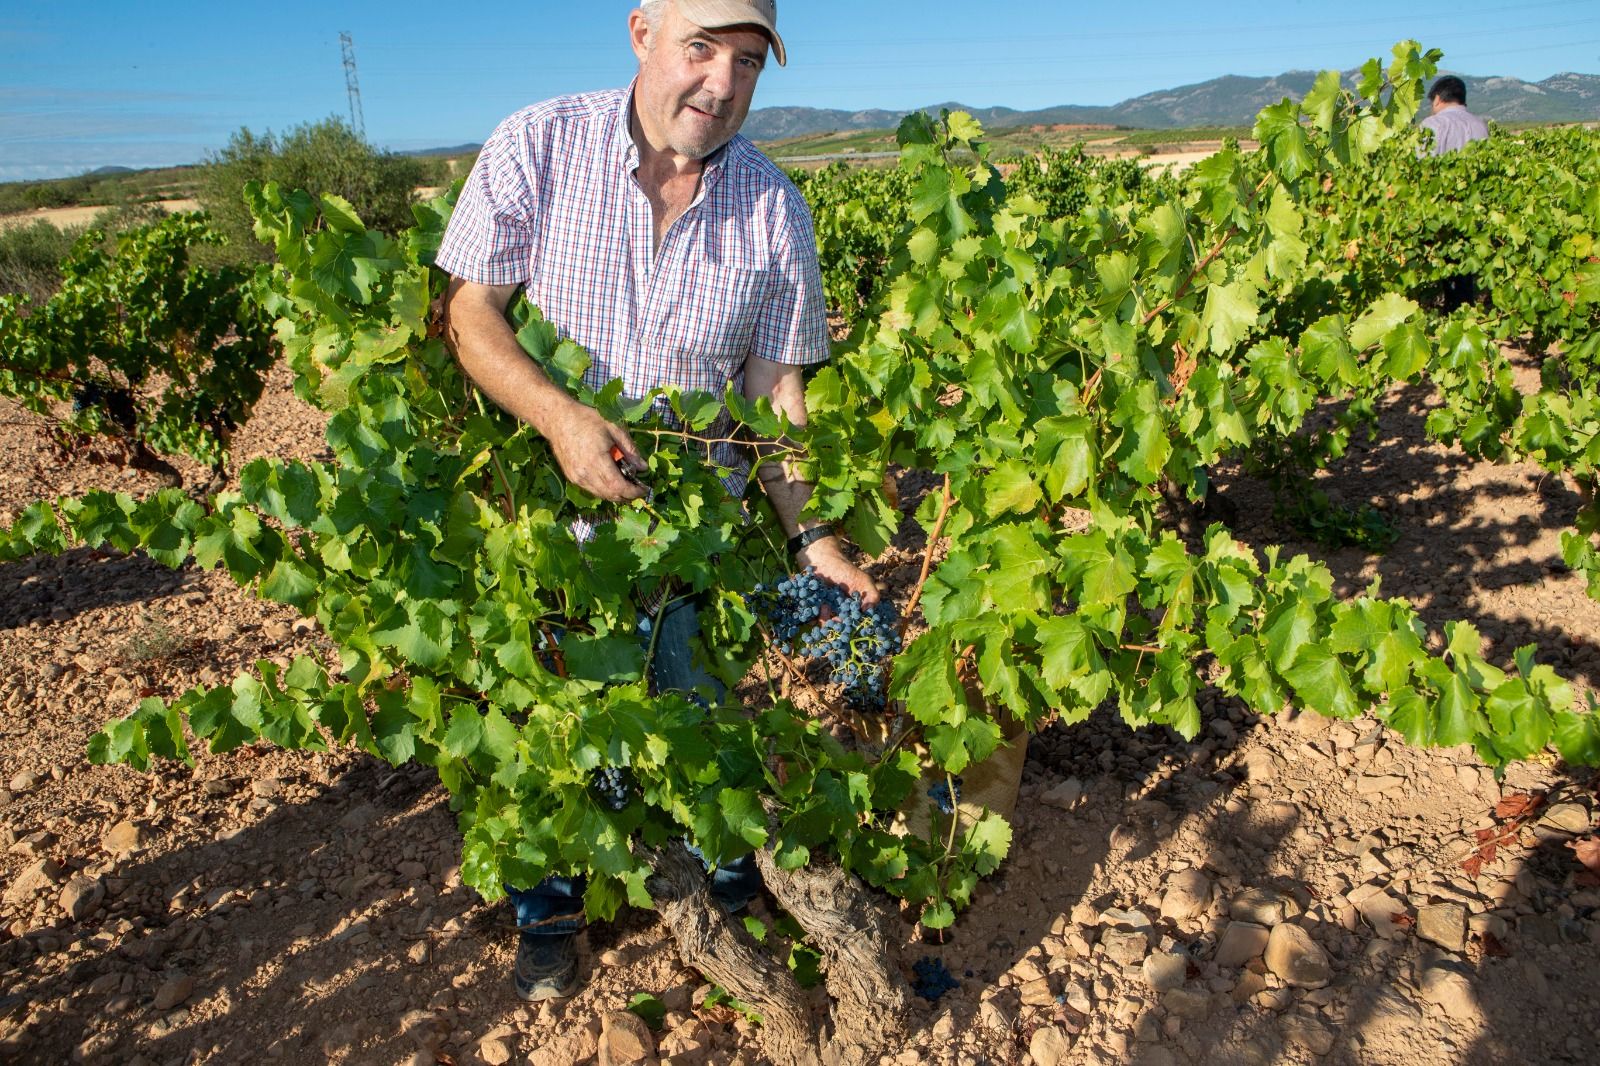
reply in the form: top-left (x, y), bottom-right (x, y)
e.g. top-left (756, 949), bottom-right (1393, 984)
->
top-left (703, 54), bottom-right (736, 101)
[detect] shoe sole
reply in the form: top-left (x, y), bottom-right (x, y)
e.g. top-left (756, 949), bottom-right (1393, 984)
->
top-left (515, 980), bottom-right (577, 1003)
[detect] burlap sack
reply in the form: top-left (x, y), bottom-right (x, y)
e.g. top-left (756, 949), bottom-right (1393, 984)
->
top-left (894, 697), bottom-right (1029, 839)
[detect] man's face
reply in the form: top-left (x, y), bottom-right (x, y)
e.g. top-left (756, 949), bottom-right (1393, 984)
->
top-left (630, 3), bottom-right (768, 161)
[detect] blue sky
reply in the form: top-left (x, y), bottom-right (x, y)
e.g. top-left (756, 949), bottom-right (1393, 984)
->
top-left (2, 0), bottom-right (1596, 181)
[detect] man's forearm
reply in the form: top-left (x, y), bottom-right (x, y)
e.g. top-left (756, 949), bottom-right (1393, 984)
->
top-left (742, 357), bottom-right (829, 539)
top-left (744, 364), bottom-right (876, 601)
top-left (444, 283), bottom-right (575, 436)
top-left (754, 450), bottom-right (827, 540)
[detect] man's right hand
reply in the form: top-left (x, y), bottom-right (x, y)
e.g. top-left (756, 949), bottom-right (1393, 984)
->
top-left (442, 279), bottom-right (647, 504)
top-left (543, 399), bottom-right (648, 503)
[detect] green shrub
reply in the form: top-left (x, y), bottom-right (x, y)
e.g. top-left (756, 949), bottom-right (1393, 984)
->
top-left (198, 118), bottom-right (424, 263)
top-left (24, 178), bottom-right (92, 209)
top-left (0, 220), bottom-right (82, 300)
top-left (0, 204), bottom-right (178, 301)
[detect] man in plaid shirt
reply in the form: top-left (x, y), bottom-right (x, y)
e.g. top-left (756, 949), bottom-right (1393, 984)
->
top-left (437, 0), bottom-right (877, 1000)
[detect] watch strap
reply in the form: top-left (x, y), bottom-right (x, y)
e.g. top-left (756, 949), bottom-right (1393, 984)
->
top-left (787, 526), bottom-right (834, 556)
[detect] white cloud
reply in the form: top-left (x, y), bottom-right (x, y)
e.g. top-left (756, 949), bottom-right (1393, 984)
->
top-left (0, 89), bottom-right (232, 180)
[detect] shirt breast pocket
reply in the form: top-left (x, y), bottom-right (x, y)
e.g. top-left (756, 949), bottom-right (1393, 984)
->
top-left (657, 265), bottom-right (769, 381)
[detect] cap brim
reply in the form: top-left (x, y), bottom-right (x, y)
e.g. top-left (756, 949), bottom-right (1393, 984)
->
top-left (673, 0), bottom-right (786, 65)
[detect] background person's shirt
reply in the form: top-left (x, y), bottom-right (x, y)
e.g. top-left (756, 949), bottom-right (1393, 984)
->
top-left (1419, 106), bottom-right (1490, 156)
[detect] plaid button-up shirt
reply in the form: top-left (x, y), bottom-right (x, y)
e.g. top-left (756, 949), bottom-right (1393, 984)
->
top-left (435, 85), bottom-right (830, 494)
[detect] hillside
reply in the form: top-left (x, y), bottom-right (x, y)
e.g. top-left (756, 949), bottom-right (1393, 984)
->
top-left (739, 70), bottom-right (1600, 140)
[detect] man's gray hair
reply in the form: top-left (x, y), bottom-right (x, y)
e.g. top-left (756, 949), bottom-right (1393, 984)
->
top-left (640, 0), bottom-right (668, 33)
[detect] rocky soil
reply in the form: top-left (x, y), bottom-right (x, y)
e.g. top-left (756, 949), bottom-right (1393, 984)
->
top-left (2, 353), bottom-right (1599, 1066)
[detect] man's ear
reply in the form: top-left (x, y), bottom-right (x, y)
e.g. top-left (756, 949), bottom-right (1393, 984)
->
top-left (628, 9), bottom-right (653, 64)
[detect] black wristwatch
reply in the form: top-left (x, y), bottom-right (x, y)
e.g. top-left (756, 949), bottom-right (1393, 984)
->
top-left (787, 526), bottom-right (834, 556)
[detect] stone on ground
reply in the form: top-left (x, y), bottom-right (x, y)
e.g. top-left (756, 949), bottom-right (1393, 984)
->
top-left (1158, 869), bottom-right (1211, 922)
top-left (1100, 928), bottom-right (1149, 967)
top-left (1213, 921), bottom-right (1271, 968)
top-left (1416, 903), bottom-right (1467, 953)
top-left (1229, 888), bottom-right (1291, 926)
top-left (58, 874), bottom-right (105, 920)
top-left (101, 819), bottom-right (151, 857)
top-left (3, 858), bottom-right (64, 905)
top-left (1142, 952), bottom-right (1188, 992)
top-left (152, 974), bottom-right (195, 1011)
top-left (1029, 1025), bottom-right (1073, 1066)
top-left (1420, 964), bottom-right (1480, 1022)
top-left (1041, 778), bottom-right (1083, 810)
top-left (598, 1010), bottom-right (655, 1066)
top-left (1162, 987), bottom-right (1211, 1021)
top-left (1348, 884), bottom-right (1407, 939)
top-left (477, 1036), bottom-right (512, 1065)
top-left (1540, 802), bottom-right (1591, 834)
top-left (1264, 923), bottom-right (1331, 989)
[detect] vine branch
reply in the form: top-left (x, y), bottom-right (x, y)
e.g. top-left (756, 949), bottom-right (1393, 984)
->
top-left (902, 473), bottom-right (954, 632)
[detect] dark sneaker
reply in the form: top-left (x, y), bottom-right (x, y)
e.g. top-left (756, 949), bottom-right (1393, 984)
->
top-left (514, 931), bottom-right (579, 1001)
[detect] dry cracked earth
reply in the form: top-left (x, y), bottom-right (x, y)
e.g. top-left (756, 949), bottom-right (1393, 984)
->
top-left (2, 352), bottom-right (1599, 1066)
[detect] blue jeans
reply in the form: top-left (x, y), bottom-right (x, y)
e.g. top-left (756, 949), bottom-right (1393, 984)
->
top-left (509, 596), bottom-right (760, 934)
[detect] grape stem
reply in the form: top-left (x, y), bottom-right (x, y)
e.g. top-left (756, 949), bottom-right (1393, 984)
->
top-left (490, 453), bottom-right (516, 520)
top-left (1140, 171), bottom-right (1275, 326)
top-left (641, 583), bottom-right (688, 686)
top-left (941, 772), bottom-right (961, 859)
top-left (902, 473), bottom-right (954, 635)
top-left (755, 618), bottom-right (871, 741)
top-left (539, 624), bottom-right (568, 679)
top-left (641, 427), bottom-right (806, 457)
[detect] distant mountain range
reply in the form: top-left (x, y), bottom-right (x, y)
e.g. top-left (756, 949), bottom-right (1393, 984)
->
top-left (740, 69), bottom-right (1600, 141)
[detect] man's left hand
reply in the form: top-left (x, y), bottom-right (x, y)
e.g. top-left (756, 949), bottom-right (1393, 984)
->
top-left (796, 535), bottom-right (879, 606)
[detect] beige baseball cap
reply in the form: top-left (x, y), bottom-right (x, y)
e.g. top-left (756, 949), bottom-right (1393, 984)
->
top-left (643, 0), bottom-right (787, 66)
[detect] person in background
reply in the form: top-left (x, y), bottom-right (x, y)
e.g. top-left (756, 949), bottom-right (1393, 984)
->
top-left (1419, 75), bottom-right (1490, 156)
top-left (1418, 76), bottom-right (1490, 311)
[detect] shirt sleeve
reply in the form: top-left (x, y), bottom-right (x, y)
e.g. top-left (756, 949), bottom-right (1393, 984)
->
top-left (434, 114), bottom-right (540, 285)
top-left (750, 185), bottom-right (830, 366)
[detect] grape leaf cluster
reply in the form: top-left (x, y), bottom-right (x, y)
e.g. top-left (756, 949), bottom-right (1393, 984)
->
top-left (0, 214), bottom-right (272, 474)
top-left (4, 41), bottom-right (1599, 944)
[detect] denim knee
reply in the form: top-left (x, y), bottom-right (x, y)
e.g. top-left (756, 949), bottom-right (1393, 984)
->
top-left (507, 875), bottom-right (585, 935)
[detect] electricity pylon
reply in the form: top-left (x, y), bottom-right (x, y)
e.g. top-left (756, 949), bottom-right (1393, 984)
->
top-left (340, 32), bottom-right (365, 139)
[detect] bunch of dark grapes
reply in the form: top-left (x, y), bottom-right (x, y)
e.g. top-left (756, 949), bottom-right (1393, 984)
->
top-left (591, 766), bottom-right (633, 812)
top-left (69, 381), bottom-right (137, 431)
top-left (910, 956), bottom-right (958, 1001)
top-left (928, 776), bottom-right (963, 815)
top-left (749, 568), bottom-right (902, 711)
top-left (71, 382), bottom-right (104, 415)
top-left (751, 569), bottom-right (828, 653)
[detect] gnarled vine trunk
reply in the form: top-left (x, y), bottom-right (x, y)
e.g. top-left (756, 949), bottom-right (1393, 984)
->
top-left (646, 837), bottom-right (915, 1066)
top-left (754, 846), bottom-right (913, 1060)
top-left (645, 841), bottom-right (822, 1066)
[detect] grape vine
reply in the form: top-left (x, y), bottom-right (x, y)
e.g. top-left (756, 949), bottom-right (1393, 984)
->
top-left (0, 214), bottom-right (274, 481)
